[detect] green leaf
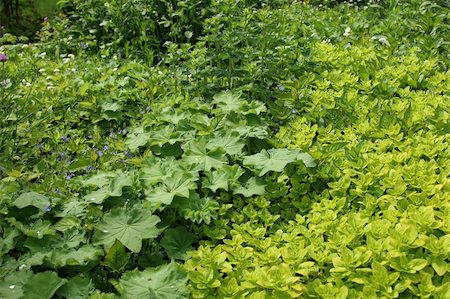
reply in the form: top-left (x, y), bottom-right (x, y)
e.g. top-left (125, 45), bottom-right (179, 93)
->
top-left (109, 172), bottom-right (134, 196)
top-left (408, 259), bottom-right (428, 272)
top-left (93, 207), bottom-right (161, 253)
top-left (212, 90), bottom-right (242, 113)
top-left (173, 192), bottom-right (219, 224)
top-left (103, 239), bottom-right (131, 272)
top-left (83, 188), bottom-right (113, 204)
top-left (431, 257), bottom-right (448, 276)
top-left (141, 157), bottom-right (186, 185)
top-left (81, 171), bottom-right (116, 188)
top-left (203, 169), bottom-right (230, 192)
top-left (83, 172), bottom-right (134, 204)
top-left (182, 139), bottom-right (228, 171)
top-left (101, 102), bottom-right (122, 112)
top-left (202, 164), bottom-right (244, 192)
top-left (22, 271), bottom-right (66, 299)
top-left (117, 262), bottom-right (189, 299)
top-left (145, 172), bottom-right (197, 209)
top-left (233, 177), bottom-right (266, 197)
top-left (68, 158), bottom-right (92, 172)
top-left (57, 276), bottom-right (95, 299)
top-left (50, 245), bottom-right (103, 267)
top-left (160, 227), bottom-right (194, 261)
top-left (206, 132), bottom-right (246, 156)
top-left (243, 149), bottom-right (316, 176)
top-left (53, 216), bottom-right (82, 232)
top-left (149, 126), bottom-right (183, 147)
top-left (0, 227), bottom-right (20, 254)
top-left (14, 192), bottom-right (50, 211)
top-left (0, 270), bottom-right (33, 299)
top-left (233, 125), bottom-right (269, 139)
top-left (125, 127), bottom-right (151, 152)
top-left (240, 100), bottom-right (267, 115)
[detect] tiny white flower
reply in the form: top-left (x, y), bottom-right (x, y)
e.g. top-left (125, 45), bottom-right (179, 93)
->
top-left (344, 27), bottom-right (352, 37)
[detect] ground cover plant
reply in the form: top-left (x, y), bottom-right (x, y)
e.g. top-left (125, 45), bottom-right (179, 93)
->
top-left (0, 0), bottom-right (449, 298)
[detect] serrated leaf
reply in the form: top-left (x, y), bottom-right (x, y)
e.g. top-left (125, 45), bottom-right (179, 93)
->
top-left (22, 271), bottom-right (66, 299)
top-left (56, 276), bottom-right (95, 299)
top-left (117, 262), bottom-right (189, 299)
top-left (149, 126), bottom-right (183, 147)
top-left (50, 245), bottom-right (102, 267)
top-left (101, 102), bottom-right (122, 112)
top-left (0, 227), bottom-right (20, 254)
top-left (68, 158), bottom-right (92, 172)
top-left (233, 177), bottom-right (266, 197)
top-left (83, 172), bottom-right (134, 204)
top-left (182, 139), bottom-right (228, 171)
top-left (160, 110), bottom-right (188, 125)
top-left (240, 100), bottom-right (267, 115)
top-left (109, 172), bottom-right (134, 196)
top-left (145, 172), bottom-right (197, 209)
top-left (103, 239), bottom-right (131, 272)
top-left (53, 216), bottom-right (82, 232)
top-left (14, 192), bottom-right (50, 211)
top-left (125, 127), bottom-right (151, 152)
top-left (206, 132), bottom-right (246, 156)
top-left (141, 157), bottom-right (184, 185)
top-left (83, 187), bottom-right (112, 204)
top-left (173, 192), bottom-right (219, 224)
top-left (233, 125), bottom-right (269, 139)
top-left (93, 207), bottom-right (161, 253)
top-left (243, 149), bottom-right (316, 176)
top-left (160, 227), bottom-right (194, 261)
top-left (0, 270), bottom-right (33, 299)
top-left (203, 170), bottom-right (229, 192)
top-left (81, 171), bottom-right (116, 188)
top-left (212, 90), bottom-right (242, 113)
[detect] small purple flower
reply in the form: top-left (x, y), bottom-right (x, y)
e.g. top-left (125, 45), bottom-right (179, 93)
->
top-left (0, 54), bottom-right (8, 63)
top-left (125, 151), bottom-right (132, 158)
top-left (291, 109), bottom-right (297, 114)
top-left (66, 174), bottom-right (73, 180)
top-left (60, 135), bottom-right (69, 143)
top-left (97, 150), bottom-right (103, 157)
top-left (86, 165), bottom-right (93, 171)
top-left (103, 145), bottom-right (109, 151)
top-left (36, 143), bottom-right (43, 149)
top-left (278, 85), bottom-right (285, 91)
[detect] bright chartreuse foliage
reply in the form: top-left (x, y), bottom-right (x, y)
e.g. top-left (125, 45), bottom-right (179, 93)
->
top-left (1, 0), bottom-right (449, 298)
top-left (186, 42), bottom-right (449, 298)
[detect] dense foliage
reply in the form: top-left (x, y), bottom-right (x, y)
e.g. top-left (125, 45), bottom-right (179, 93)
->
top-left (0, 0), bottom-right (57, 40)
top-left (1, 0), bottom-right (449, 298)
